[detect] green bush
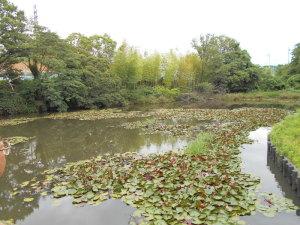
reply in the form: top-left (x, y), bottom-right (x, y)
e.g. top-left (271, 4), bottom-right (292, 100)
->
top-left (0, 81), bottom-right (37, 116)
top-left (258, 76), bottom-right (286, 91)
top-left (93, 93), bottom-right (128, 108)
top-left (153, 86), bottom-right (180, 99)
top-left (194, 82), bottom-right (214, 93)
top-left (287, 74), bottom-right (300, 90)
top-left (0, 94), bottom-right (37, 116)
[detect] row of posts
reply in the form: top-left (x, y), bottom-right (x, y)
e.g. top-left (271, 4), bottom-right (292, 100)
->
top-left (267, 138), bottom-right (300, 197)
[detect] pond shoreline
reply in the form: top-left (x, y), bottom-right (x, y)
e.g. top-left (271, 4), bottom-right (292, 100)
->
top-left (267, 139), bottom-right (300, 197)
top-left (241, 128), bottom-right (300, 225)
top-left (1, 91), bottom-right (299, 119)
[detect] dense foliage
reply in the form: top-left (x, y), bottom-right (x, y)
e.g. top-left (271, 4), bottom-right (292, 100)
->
top-left (0, 0), bottom-right (299, 116)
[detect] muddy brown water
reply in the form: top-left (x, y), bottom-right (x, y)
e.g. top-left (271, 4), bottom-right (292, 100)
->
top-left (0, 106), bottom-right (299, 224)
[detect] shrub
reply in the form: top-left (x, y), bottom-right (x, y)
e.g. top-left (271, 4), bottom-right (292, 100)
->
top-left (287, 74), bottom-right (300, 90)
top-left (258, 76), bottom-right (286, 91)
top-left (93, 93), bottom-right (128, 108)
top-left (153, 86), bottom-right (180, 99)
top-left (0, 82), bottom-right (37, 116)
top-left (194, 82), bottom-right (214, 93)
top-left (177, 92), bottom-right (203, 102)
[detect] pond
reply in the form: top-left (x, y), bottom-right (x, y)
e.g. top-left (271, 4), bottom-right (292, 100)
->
top-left (0, 105), bottom-right (299, 224)
top-left (0, 118), bottom-right (188, 223)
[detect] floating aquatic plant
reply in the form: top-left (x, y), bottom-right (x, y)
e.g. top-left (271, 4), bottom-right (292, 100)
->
top-left (9, 108), bottom-right (298, 224)
top-left (5, 136), bottom-right (33, 146)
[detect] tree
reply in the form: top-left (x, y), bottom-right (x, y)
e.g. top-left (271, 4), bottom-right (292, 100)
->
top-left (289, 43), bottom-right (300, 75)
top-left (67, 33), bottom-right (116, 73)
top-left (163, 50), bottom-right (179, 88)
top-left (141, 52), bottom-right (161, 86)
top-left (192, 34), bottom-right (223, 83)
top-left (24, 26), bottom-right (67, 79)
top-left (177, 53), bottom-right (201, 90)
top-left (111, 42), bottom-right (142, 89)
top-left (275, 64), bottom-right (289, 78)
top-left (192, 34), bottom-right (258, 92)
top-left (0, 0), bottom-right (27, 83)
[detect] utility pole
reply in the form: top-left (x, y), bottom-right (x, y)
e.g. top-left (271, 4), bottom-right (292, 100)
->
top-left (33, 4), bottom-right (38, 27)
top-left (288, 48), bottom-right (290, 64)
top-left (266, 53), bottom-right (274, 76)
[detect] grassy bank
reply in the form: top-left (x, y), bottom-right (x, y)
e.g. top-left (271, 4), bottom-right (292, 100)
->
top-left (270, 109), bottom-right (300, 169)
top-left (220, 90), bottom-right (300, 103)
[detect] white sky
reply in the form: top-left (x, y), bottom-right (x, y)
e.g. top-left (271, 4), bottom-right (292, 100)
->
top-left (11, 0), bottom-right (300, 65)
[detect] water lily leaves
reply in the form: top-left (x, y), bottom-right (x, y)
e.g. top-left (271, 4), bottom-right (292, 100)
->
top-left (153, 219), bottom-right (167, 225)
top-left (23, 198), bottom-right (34, 203)
top-left (4, 136), bottom-right (33, 146)
top-left (51, 186), bottom-right (67, 198)
top-left (72, 198), bottom-right (83, 204)
top-left (10, 108), bottom-right (298, 224)
top-left (255, 192), bottom-right (298, 217)
top-left (85, 191), bottom-right (95, 200)
top-left (0, 219), bottom-right (15, 225)
top-left (21, 181), bottom-right (30, 187)
top-left (40, 191), bottom-right (48, 196)
top-left (0, 117), bottom-right (38, 127)
top-left (45, 109), bottom-right (150, 121)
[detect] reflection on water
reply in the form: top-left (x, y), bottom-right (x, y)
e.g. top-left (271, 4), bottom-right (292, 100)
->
top-left (1, 117), bottom-right (300, 224)
top-left (18, 197), bottom-right (135, 225)
top-left (0, 118), bottom-right (187, 223)
top-left (241, 128), bottom-right (300, 225)
top-left (0, 151), bottom-right (6, 177)
top-left (267, 149), bottom-right (300, 207)
top-left (139, 140), bottom-right (186, 155)
top-left (0, 140), bottom-right (10, 177)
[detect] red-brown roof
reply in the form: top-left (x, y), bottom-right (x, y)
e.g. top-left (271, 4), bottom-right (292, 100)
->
top-left (12, 63), bottom-right (31, 72)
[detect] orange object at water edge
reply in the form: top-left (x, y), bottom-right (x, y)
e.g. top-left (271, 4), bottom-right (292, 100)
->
top-left (0, 141), bottom-right (7, 177)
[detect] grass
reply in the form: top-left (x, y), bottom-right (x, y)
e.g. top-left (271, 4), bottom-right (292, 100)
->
top-left (270, 109), bottom-right (300, 169)
top-left (185, 132), bottom-right (214, 155)
top-left (221, 90), bottom-right (300, 102)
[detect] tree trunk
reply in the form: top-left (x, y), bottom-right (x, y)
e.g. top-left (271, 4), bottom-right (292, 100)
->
top-left (28, 60), bottom-right (40, 79)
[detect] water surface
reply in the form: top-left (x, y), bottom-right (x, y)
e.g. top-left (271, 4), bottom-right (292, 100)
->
top-left (1, 109), bottom-right (299, 224)
top-left (0, 118), bottom-right (187, 223)
top-left (241, 128), bottom-right (300, 225)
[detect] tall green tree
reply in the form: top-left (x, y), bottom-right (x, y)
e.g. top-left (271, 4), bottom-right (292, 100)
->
top-left (289, 43), bottom-right (300, 75)
top-left (192, 34), bottom-right (222, 83)
top-left (24, 26), bottom-right (67, 79)
top-left (0, 0), bottom-right (27, 82)
top-left (163, 50), bottom-right (179, 88)
top-left (141, 52), bottom-right (161, 86)
top-left (111, 42), bottom-right (141, 89)
top-left (67, 33), bottom-right (116, 73)
top-left (192, 34), bottom-right (258, 92)
top-left (177, 53), bottom-right (201, 90)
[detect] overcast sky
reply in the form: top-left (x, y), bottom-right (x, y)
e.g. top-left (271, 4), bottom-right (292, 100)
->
top-left (11, 0), bottom-right (300, 65)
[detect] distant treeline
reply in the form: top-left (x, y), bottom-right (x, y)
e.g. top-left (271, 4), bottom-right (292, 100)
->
top-left (0, 0), bottom-right (299, 115)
